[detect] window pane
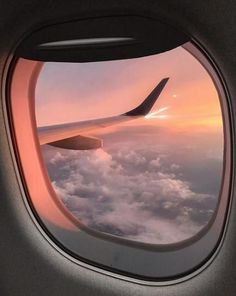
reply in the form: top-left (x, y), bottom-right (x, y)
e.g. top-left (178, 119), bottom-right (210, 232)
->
top-left (35, 45), bottom-right (224, 245)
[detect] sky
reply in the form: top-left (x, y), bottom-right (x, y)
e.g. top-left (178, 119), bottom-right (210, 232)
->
top-left (35, 45), bottom-right (224, 245)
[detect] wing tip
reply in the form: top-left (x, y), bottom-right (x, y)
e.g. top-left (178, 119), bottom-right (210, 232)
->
top-left (125, 77), bottom-right (169, 116)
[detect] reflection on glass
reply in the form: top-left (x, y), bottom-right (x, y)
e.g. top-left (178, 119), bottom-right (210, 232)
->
top-left (35, 46), bottom-right (224, 244)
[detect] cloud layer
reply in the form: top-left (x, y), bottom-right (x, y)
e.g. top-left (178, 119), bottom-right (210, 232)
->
top-left (41, 126), bottom-right (223, 244)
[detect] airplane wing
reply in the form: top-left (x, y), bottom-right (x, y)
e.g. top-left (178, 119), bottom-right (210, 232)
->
top-left (37, 78), bottom-right (169, 150)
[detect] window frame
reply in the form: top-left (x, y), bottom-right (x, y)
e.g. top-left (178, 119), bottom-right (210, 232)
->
top-left (6, 38), bottom-right (232, 282)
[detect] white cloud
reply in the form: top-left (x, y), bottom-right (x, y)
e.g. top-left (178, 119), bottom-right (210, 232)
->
top-left (42, 141), bottom-right (218, 245)
top-left (149, 157), bottom-right (161, 168)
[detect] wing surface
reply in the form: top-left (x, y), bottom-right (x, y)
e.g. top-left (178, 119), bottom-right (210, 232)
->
top-left (37, 78), bottom-right (169, 149)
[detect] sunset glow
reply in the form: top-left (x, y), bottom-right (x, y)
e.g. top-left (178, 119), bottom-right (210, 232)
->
top-left (35, 44), bottom-right (224, 244)
top-left (145, 106), bottom-right (169, 119)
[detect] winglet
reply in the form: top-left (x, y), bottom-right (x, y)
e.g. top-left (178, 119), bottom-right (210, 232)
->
top-left (125, 78), bottom-right (169, 116)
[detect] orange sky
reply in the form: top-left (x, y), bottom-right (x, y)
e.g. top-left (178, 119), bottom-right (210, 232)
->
top-left (35, 44), bottom-right (223, 134)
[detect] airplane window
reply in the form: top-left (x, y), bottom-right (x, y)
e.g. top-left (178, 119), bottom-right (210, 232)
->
top-left (35, 45), bottom-right (224, 245)
top-left (10, 39), bottom-right (231, 280)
